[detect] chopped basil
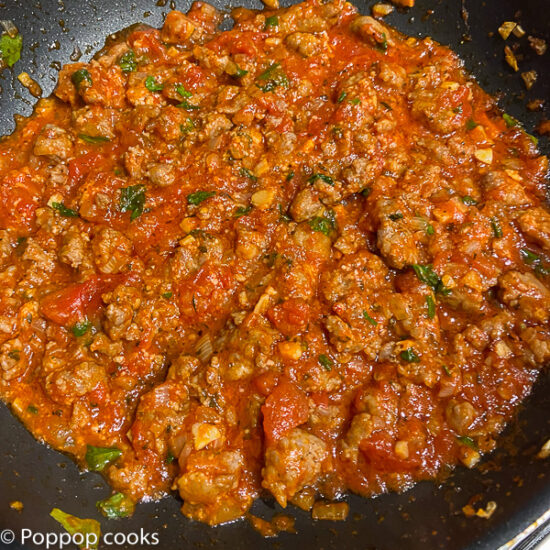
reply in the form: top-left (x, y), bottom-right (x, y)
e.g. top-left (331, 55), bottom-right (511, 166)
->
top-left (361, 187), bottom-right (372, 197)
top-left (120, 184), bottom-right (146, 221)
top-left (379, 32), bottom-right (388, 52)
top-left (461, 195), bottom-right (478, 206)
top-left (318, 354), bottom-right (333, 371)
top-left (286, 170), bottom-right (295, 181)
top-left (96, 493), bottom-right (135, 519)
top-left (71, 68), bottom-right (92, 89)
top-left (51, 202), bottom-right (78, 218)
top-left (412, 264), bottom-right (450, 295)
top-left (85, 445), bottom-right (122, 471)
top-left (381, 101), bottom-right (392, 111)
top-left (265, 15), bottom-right (279, 28)
top-left (187, 190), bottom-right (216, 205)
top-left (442, 364), bottom-right (451, 376)
top-left (162, 291), bottom-right (173, 299)
top-left (426, 223), bottom-right (435, 235)
top-left (490, 217), bottom-right (503, 238)
top-left (50, 508), bottom-right (100, 550)
top-left (145, 76), bottom-right (163, 91)
top-left (400, 348), bottom-right (420, 363)
top-left (71, 320), bottom-right (91, 337)
top-left (349, 97), bottom-right (361, 105)
top-left (239, 167), bottom-right (258, 182)
top-left (234, 205), bottom-right (252, 218)
top-left (165, 451), bottom-right (176, 464)
top-left (27, 404), bottom-right (38, 414)
top-left (257, 62), bottom-right (289, 91)
top-left (308, 173), bottom-right (334, 186)
top-left (78, 134), bottom-right (110, 144)
top-left (0, 33), bottom-right (23, 67)
top-left (389, 212), bottom-right (403, 221)
top-left (259, 62), bottom-right (281, 80)
top-left (180, 118), bottom-right (195, 134)
top-left (521, 248), bottom-right (540, 264)
top-left (426, 295), bottom-right (436, 319)
top-left (363, 310), bottom-right (378, 326)
top-left (465, 118), bottom-right (478, 130)
top-left (456, 435), bottom-right (477, 449)
top-left (178, 99), bottom-right (199, 110)
top-left (118, 50), bottom-right (137, 73)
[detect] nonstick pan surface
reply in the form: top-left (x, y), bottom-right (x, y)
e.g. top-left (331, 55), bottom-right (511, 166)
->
top-left (0, 1), bottom-right (549, 549)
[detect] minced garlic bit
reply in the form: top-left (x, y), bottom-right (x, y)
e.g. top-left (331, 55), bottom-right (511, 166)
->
top-left (498, 22), bottom-right (517, 40)
top-left (528, 36), bottom-right (547, 55)
top-left (371, 3), bottom-right (394, 17)
top-left (521, 70), bottom-right (537, 90)
top-left (512, 24), bottom-right (525, 38)
top-left (474, 148), bottom-right (493, 164)
top-left (504, 46), bottom-right (518, 72)
top-left (9, 500), bottom-right (24, 511)
top-left (536, 438), bottom-right (550, 459)
top-left (462, 501), bottom-right (497, 519)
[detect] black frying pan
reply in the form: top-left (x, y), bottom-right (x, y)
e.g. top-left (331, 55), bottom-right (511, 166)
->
top-left (1, 1), bottom-right (549, 549)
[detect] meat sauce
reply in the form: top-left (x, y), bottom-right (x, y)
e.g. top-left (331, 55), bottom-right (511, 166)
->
top-left (0, 0), bottom-right (549, 526)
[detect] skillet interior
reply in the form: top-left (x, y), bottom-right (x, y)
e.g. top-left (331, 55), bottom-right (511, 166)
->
top-left (0, 1), bottom-right (549, 549)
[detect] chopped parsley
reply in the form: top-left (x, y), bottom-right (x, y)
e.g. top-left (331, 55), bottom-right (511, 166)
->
top-left (442, 364), bottom-right (452, 376)
top-left (0, 33), bottom-right (23, 67)
top-left (96, 493), bottom-right (135, 520)
top-left (363, 310), bottom-right (378, 326)
top-left (27, 404), bottom-right (38, 414)
top-left (78, 134), bottom-right (110, 144)
top-left (337, 91), bottom-right (348, 103)
top-left (318, 354), bottom-right (333, 371)
top-left (309, 212), bottom-right (336, 236)
top-left (145, 76), bottom-right (163, 91)
top-left (257, 62), bottom-right (289, 92)
top-left (187, 190), bottom-right (216, 205)
top-left (426, 295), bottom-right (436, 319)
top-left (234, 205), bottom-right (252, 218)
top-left (239, 167), bottom-right (258, 182)
top-left (465, 118), bottom-right (478, 130)
top-left (389, 212), bottom-right (403, 221)
top-left (162, 292), bottom-right (173, 299)
top-left (180, 118), bottom-right (195, 135)
top-left (71, 320), bottom-right (91, 337)
top-left (461, 195), bottom-right (478, 206)
top-left (490, 217), bottom-right (503, 238)
top-left (379, 32), bottom-right (388, 52)
top-left (51, 202), bottom-right (78, 218)
top-left (400, 348), bottom-right (420, 363)
top-left (308, 173), bottom-right (334, 186)
top-left (503, 113), bottom-right (519, 128)
top-left (71, 68), bottom-right (92, 89)
top-left (265, 15), bottom-right (279, 28)
top-left (176, 84), bottom-right (192, 98)
top-left (118, 50), bottom-right (137, 73)
top-left (85, 445), bottom-right (122, 471)
top-left (233, 65), bottom-right (248, 78)
top-left (412, 264), bottom-right (450, 295)
top-left (456, 435), bottom-right (477, 449)
top-left (120, 184), bottom-right (146, 221)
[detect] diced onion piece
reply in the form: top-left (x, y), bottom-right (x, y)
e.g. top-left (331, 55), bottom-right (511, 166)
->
top-left (192, 423), bottom-right (221, 450)
top-left (498, 21), bottom-right (516, 40)
top-left (512, 24), bottom-right (525, 38)
top-left (195, 333), bottom-right (213, 363)
top-left (521, 70), bottom-right (537, 90)
top-left (312, 501), bottom-right (349, 521)
top-left (291, 487), bottom-right (316, 511)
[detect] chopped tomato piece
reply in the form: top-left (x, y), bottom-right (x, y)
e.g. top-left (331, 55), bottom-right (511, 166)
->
top-left (262, 377), bottom-right (309, 446)
top-left (359, 432), bottom-right (419, 473)
top-left (267, 298), bottom-right (311, 337)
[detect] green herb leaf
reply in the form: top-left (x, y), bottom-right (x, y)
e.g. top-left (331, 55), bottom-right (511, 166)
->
top-left (527, 133), bottom-right (538, 146)
top-left (50, 509), bottom-right (101, 550)
top-left (120, 184), bottom-right (146, 221)
top-left (286, 170), bottom-right (295, 181)
top-left (235, 205), bottom-right (252, 218)
top-left (400, 348), bottom-right (420, 363)
top-left (162, 291), bottom-right (173, 299)
top-left (0, 33), bottom-right (23, 67)
top-left (503, 113), bottom-right (518, 128)
top-left (233, 65), bottom-right (248, 78)
top-left (259, 62), bottom-right (281, 80)
top-left (318, 354), bottom-right (333, 371)
top-left (71, 320), bottom-right (91, 337)
top-left (187, 190), bottom-right (216, 205)
top-left (337, 91), bottom-right (347, 103)
top-left (85, 445), bottom-right (122, 471)
top-left (426, 223), bottom-right (435, 236)
top-left (442, 364), bottom-right (451, 376)
top-left (239, 167), bottom-right (258, 182)
top-left (96, 493), bottom-right (135, 520)
top-left (27, 404), bottom-right (38, 414)
top-left (309, 215), bottom-right (335, 236)
top-left (361, 187), bottom-right (372, 197)
top-left (78, 134), bottom-right (110, 145)
top-left (257, 62), bottom-right (289, 91)
top-left (461, 195), bottom-right (478, 206)
top-left (118, 50), bottom-right (137, 73)
top-left (71, 68), bottom-right (92, 89)
top-left (381, 101), bottom-right (392, 111)
top-left (456, 435), bottom-right (477, 449)
top-left (265, 15), bottom-right (279, 28)
top-left (465, 118), bottom-right (478, 130)
top-left (145, 76), bottom-right (163, 91)
top-left (178, 99), bottom-right (199, 110)
top-left (349, 97), bottom-right (361, 105)
top-left (490, 217), bottom-right (503, 238)
top-left (308, 173), bottom-right (334, 186)
top-left (363, 310), bottom-right (378, 326)
top-left (426, 295), bottom-right (436, 319)
top-left (165, 451), bottom-right (176, 464)
top-left (176, 84), bottom-right (192, 98)
top-left (389, 212), bottom-right (403, 221)
top-left (379, 32), bottom-right (388, 52)
top-left (521, 248), bottom-right (540, 264)
top-left (180, 118), bottom-right (195, 134)
top-left (412, 264), bottom-right (450, 295)
top-left (51, 202), bottom-right (78, 218)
